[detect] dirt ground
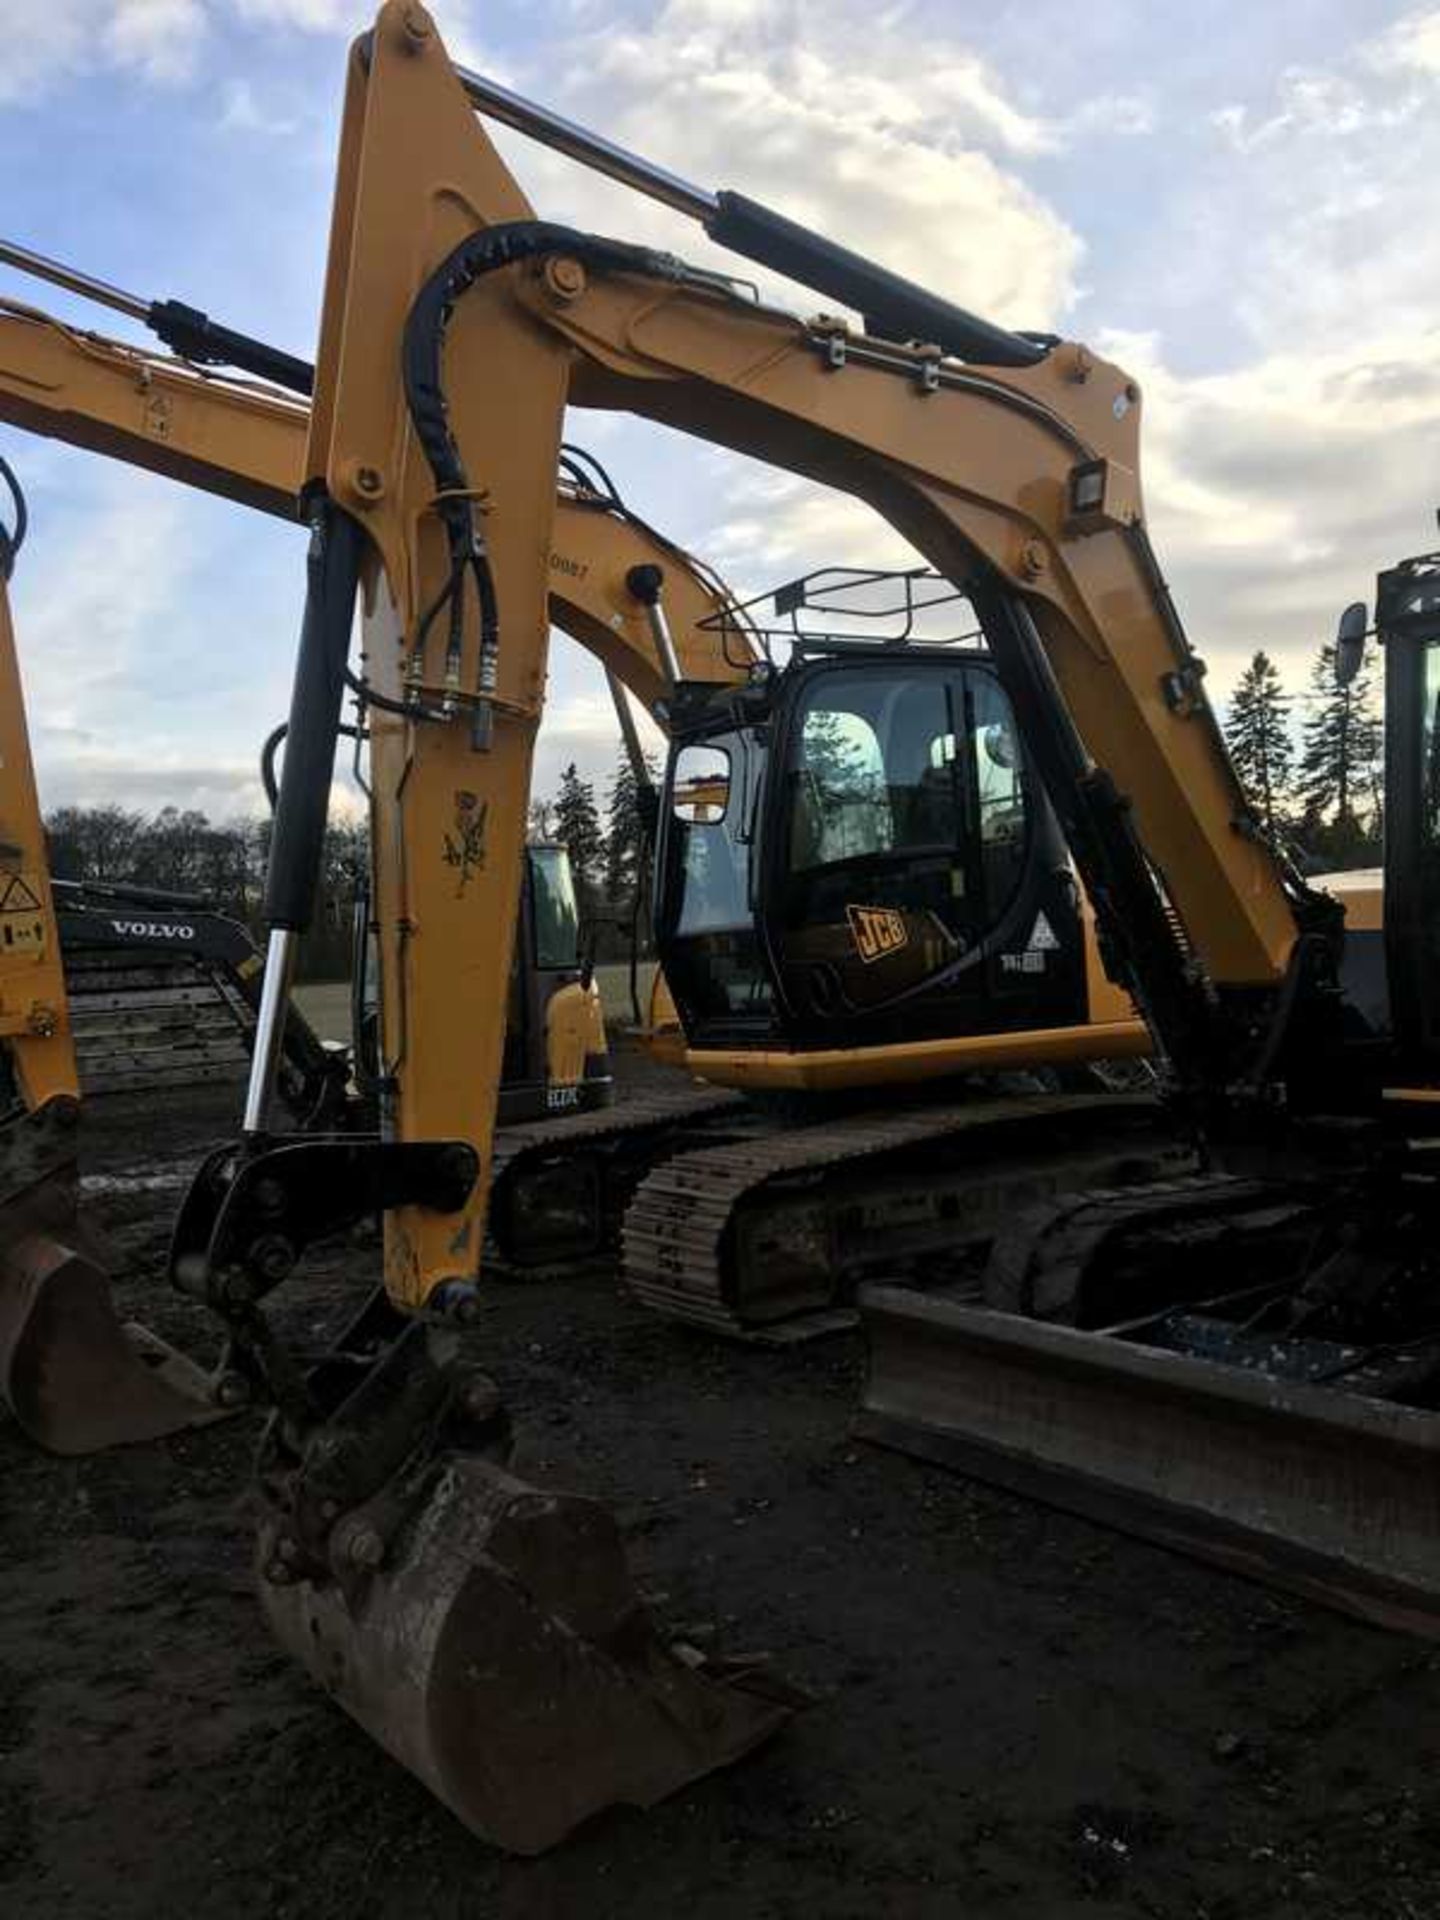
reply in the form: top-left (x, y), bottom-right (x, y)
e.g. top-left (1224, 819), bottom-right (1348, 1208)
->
top-left (3, 1055), bottom-right (1439, 1920)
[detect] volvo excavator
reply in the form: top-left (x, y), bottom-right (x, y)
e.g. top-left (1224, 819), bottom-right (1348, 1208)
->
top-left (8, 3), bottom-right (1438, 1848)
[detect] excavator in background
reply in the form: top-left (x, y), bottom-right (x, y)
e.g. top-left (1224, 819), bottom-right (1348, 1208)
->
top-left (53, 871), bottom-right (348, 1112)
top-left (51, 846), bottom-right (599, 1125)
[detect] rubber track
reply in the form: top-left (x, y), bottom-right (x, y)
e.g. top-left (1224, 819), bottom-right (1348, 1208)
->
top-left (984, 1173), bottom-right (1276, 1321)
top-left (488, 1086), bottom-right (746, 1260)
top-left (623, 1091), bottom-right (1158, 1336)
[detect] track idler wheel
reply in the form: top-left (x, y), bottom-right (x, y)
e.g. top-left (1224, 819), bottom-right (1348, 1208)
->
top-left (0, 1226), bottom-right (228, 1455)
top-left (260, 1455), bottom-right (798, 1853)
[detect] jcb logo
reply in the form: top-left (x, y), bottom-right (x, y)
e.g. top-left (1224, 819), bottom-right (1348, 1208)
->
top-left (847, 904), bottom-right (908, 964)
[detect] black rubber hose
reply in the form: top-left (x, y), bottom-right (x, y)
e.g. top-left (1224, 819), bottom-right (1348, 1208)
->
top-left (401, 222), bottom-right (661, 498)
top-left (263, 500), bottom-right (366, 930)
top-left (260, 718), bottom-right (364, 812)
top-left (0, 456), bottom-right (28, 581)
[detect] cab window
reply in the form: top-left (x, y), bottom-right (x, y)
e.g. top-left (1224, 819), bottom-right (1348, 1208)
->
top-left (529, 846), bottom-right (580, 970)
top-left (789, 671), bottom-right (962, 872)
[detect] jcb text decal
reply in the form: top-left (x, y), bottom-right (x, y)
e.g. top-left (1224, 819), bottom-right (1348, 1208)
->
top-left (847, 903), bottom-right (908, 964)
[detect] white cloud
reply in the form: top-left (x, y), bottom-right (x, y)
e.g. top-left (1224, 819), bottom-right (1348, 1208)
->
top-left (522, 0), bottom-right (1081, 333)
top-left (1210, 67), bottom-right (1412, 155)
top-left (103, 0), bottom-right (205, 82)
top-left (1098, 322), bottom-right (1440, 697)
top-left (229, 0), bottom-right (349, 27)
top-left (530, 672), bottom-right (660, 803)
top-left (1367, 6), bottom-right (1440, 78)
top-left (0, 0), bottom-right (207, 100)
top-left (15, 477), bottom-right (189, 705)
top-left (218, 76), bottom-right (297, 134)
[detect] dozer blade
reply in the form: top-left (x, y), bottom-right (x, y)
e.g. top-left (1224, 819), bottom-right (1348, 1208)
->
top-left (261, 1455), bottom-right (797, 1854)
top-left (0, 1102), bottom-right (226, 1454)
top-left (858, 1285), bottom-right (1440, 1637)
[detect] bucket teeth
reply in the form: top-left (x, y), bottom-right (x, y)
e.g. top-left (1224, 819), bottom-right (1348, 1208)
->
top-left (261, 1456), bottom-right (796, 1854)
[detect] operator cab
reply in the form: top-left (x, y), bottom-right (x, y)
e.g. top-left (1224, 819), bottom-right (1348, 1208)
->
top-left (1376, 550), bottom-right (1440, 1072)
top-left (655, 569), bottom-right (1091, 1062)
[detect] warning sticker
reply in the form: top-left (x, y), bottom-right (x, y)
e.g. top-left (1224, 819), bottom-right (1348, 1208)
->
top-left (1001, 910), bottom-right (1062, 976)
top-left (847, 904), bottom-right (909, 964)
top-left (0, 874), bottom-right (41, 914)
top-left (1027, 912), bottom-right (1060, 953)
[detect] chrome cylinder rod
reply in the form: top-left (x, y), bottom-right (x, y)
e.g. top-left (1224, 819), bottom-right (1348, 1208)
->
top-left (644, 598), bottom-right (683, 690)
top-left (0, 238), bottom-right (149, 323)
top-left (455, 64), bottom-right (718, 224)
top-left (242, 927), bottom-right (299, 1136)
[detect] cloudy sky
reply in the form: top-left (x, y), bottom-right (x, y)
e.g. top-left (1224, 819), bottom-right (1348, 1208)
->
top-left (3, 0), bottom-right (1438, 821)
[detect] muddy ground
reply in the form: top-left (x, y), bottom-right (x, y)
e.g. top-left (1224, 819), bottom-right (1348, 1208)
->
top-left (3, 1055), bottom-right (1439, 1920)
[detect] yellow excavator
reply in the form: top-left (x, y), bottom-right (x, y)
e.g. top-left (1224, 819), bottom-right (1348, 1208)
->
top-left (10, 3), bottom-right (1435, 1847)
top-left (0, 269), bottom-right (1155, 1312)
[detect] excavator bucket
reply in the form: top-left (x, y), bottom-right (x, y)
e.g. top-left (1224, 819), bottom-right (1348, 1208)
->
top-left (261, 1453), bottom-right (797, 1853)
top-left (0, 1101), bottom-right (225, 1454)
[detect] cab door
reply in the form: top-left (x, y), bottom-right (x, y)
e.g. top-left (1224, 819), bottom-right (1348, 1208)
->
top-left (759, 655), bottom-right (1086, 1048)
top-left (1381, 556), bottom-right (1440, 1069)
top-left (654, 726), bottom-right (774, 1049)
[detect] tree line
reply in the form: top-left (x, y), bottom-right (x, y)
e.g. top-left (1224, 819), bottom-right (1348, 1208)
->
top-left (45, 804), bottom-right (368, 979)
top-left (1223, 640), bottom-right (1382, 869)
top-left (44, 746), bottom-right (658, 979)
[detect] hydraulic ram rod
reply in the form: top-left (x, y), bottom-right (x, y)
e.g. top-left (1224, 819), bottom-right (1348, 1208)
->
top-left (0, 238), bottom-right (315, 395)
top-left (452, 61), bottom-right (1048, 369)
top-left (455, 65), bottom-right (717, 220)
top-left (0, 238), bottom-right (149, 323)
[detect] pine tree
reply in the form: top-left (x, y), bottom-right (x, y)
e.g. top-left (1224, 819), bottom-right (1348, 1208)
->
top-left (602, 748), bottom-right (659, 908)
top-left (1296, 642), bottom-right (1382, 866)
top-left (552, 761), bottom-right (604, 907)
top-left (1224, 650), bottom-right (1293, 838)
top-left (527, 798), bottom-right (554, 842)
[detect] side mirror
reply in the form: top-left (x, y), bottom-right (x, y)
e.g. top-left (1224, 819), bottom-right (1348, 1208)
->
top-left (1335, 602), bottom-right (1369, 688)
top-left (671, 742), bottom-right (731, 824)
